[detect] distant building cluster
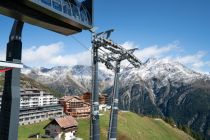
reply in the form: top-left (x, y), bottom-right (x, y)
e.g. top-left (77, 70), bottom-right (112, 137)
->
top-left (0, 89), bottom-right (109, 140)
top-left (59, 92), bottom-right (109, 118)
top-left (0, 88), bottom-right (59, 109)
top-left (0, 88), bottom-right (63, 126)
top-left (44, 92), bottom-right (109, 139)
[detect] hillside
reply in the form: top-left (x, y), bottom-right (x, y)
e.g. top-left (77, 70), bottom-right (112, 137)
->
top-left (0, 73), bottom-right (61, 97)
top-left (18, 111), bottom-right (194, 140)
top-left (22, 60), bottom-right (210, 139)
top-left (116, 59), bottom-right (210, 139)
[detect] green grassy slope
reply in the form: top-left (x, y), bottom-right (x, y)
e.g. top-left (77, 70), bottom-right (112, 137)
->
top-left (77, 111), bottom-right (194, 140)
top-left (18, 120), bottom-right (51, 140)
top-left (19, 112), bottom-right (194, 140)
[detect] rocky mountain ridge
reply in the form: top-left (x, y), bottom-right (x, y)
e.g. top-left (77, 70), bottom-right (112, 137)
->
top-left (22, 64), bottom-right (114, 95)
top-left (21, 58), bottom-right (210, 139)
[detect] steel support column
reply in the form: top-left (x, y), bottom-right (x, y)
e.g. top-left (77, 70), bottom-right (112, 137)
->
top-left (90, 29), bottom-right (141, 140)
top-left (90, 35), bottom-right (100, 140)
top-left (0, 20), bottom-right (24, 140)
top-left (108, 60), bottom-right (120, 140)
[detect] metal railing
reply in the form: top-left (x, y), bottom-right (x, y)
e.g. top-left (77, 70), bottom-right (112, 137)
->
top-left (31, 0), bottom-right (91, 26)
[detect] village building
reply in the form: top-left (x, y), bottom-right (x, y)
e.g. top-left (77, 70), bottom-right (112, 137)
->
top-left (59, 96), bottom-right (90, 118)
top-left (101, 94), bottom-right (109, 105)
top-left (80, 92), bottom-right (109, 111)
top-left (19, 104), bottom-right (63, 125)
top-left (80, 92), bottom-right (91, 103)
top-left (0, 88), bottom-right (59, 109)
top-left (80, 92), bottom-right (107, 104)
top-left (20, 88), bottom-right (59, 108)
top-left (44, 116), bottom-right (78, 140)
top-left (0, 88), bottom-right (63, 125)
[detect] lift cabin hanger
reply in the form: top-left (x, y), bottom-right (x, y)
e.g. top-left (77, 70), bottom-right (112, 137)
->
top-left (0, 0), bottom-right (93, 35)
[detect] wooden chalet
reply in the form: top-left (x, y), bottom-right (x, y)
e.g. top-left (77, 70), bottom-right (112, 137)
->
top-left (44, 116), bottom-right (78, 140)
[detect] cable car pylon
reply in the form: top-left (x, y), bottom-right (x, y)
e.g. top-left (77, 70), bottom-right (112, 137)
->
top-left (91, 29), bottom-right (141, 140)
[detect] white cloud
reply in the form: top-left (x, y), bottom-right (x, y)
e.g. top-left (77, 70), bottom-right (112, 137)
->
top-left (49, 51), bottom-right (91, 66)
top-left (121, 41), bottom-right (210, 73)
top-left (22, 42), bottom-right (91, 67)
top-left (137, 44), bottom-right (179, 59)
top-left (121, 42), bottom-right (137, 50)
top-left (175, 51), bottom-right (206, 65)
top-left (0, 42), bottom-right (91, 67)
top-left (121, 41), bottom-right (179, 60)
top-left (23, 42), bottom-right (63, 63)
top-left (0, 41), bottom-right (209, 74)
top-left (119, 41), bottom-right (179, 67)
top-left (174, 51), bottom-right (210, 73)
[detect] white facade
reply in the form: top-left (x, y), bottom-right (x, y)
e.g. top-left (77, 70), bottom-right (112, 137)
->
top-left (0, 89), bottom-right (63, 126)
top-left (99, 104), bottom-right (108, 112)
top-left (65, 131), bottom-right (76, 140)
top-left (20, 89), bottom-right (59, 108)
top-left (0, 89), bottom-right (59, 109)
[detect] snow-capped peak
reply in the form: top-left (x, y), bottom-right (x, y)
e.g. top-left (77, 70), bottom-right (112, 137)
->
top-left (120, 58), bottom-right (209, 87)
top-left (21, 58), bottom-right (210, 95)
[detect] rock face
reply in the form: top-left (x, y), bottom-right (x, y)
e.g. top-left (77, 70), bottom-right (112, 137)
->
top-left (117, 59), bottom-right (210, 140)
top-left (22, 59), bottom-right (210, 139)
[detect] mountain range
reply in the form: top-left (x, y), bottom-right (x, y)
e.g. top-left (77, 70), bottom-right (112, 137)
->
top-left (21, 58), bottom-right (210, 139)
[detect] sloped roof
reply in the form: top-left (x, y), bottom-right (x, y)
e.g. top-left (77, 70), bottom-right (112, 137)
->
top-left (44, 116), bottom-right (78, 130)
top-left (59, 96), bottom-right (82, 102)
top-left (55, 116), bottom-right (78, 129)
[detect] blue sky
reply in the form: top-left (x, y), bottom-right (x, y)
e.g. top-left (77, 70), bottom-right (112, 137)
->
top-left (0, 0), bottom-right (210, 73)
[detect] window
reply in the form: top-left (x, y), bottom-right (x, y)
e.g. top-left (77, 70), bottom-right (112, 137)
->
top-left (71, 4), bottom-right (80, 20)
top-left (41, 0), bottom-right (52, 6)
top-left (63, 2), bottom-right (72, 16)
top-left (53, 0), bottom-right (62, 12)
top-left (31, 117), bottom-right (35, 120)
top-left (45, 130), bottom-right (50, 135)
top-left (80, 10), bottom-right (87, 23)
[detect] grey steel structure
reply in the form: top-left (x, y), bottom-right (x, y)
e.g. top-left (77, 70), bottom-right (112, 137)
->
top-left (90, 30), bottom-right (116, 140)
top-left (0, 20), bottom-right (24, 140)
top-left (107, 51), bottom-right (140, 140)
top-left (0, 0), bottom-right (93, 35)
top-left (108, 60), bottom-right (120, 140)
top-left (91, 30), bottom-right (141, 140)
top-left (90, 35), bottom-right (100, 140)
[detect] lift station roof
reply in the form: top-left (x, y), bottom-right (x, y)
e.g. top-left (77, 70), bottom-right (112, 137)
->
top-left (0, 0), bottom-right (93, 35)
